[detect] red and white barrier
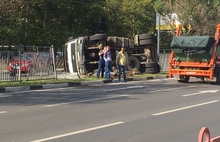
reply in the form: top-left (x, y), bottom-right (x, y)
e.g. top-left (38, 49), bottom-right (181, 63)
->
top-left (198, 127), bottom-right (220, 142)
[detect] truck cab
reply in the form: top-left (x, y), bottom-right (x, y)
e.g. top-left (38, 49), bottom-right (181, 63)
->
top-left (64, 37), bottom-right (87, 75)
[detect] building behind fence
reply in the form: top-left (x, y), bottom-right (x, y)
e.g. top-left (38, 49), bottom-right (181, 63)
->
top-left (0, 45), bottom-right (57, 82)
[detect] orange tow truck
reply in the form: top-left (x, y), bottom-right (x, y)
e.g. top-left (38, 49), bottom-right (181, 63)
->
top-left (168, 24), bottom-right (220, 84)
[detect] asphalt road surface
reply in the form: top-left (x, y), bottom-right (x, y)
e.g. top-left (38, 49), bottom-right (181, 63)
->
top-left (0, 78), bottom-right (220, 142)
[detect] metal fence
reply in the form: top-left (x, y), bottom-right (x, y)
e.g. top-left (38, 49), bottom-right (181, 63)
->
top-left (0, 45), bottom-right (57, 82)
top-left (158, 49), bottom-right (171, 72)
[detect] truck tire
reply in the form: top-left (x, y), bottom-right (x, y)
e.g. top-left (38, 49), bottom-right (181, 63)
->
top-left (89, 52), bottom-right (96, 58)
top-left (90, 34), bottom-right (107, 41)
top-left (115, 37), bottom-right (129, 48)
top-left (107, 37), bottom-right (115, 47)
top-left (177, 75), bottom-right (190, 83)
top-left (129, 39), bottom-right (134, 48)
top-left (145, 68), bottom-right (157, 74)
top-left (139, 39), bottom-right (155, 46)
top-left (128, 56), bottom-right (140, 71)
top-left (134, 35), bottom-right (139, 46)
top-left (145, 62), bottom-right (157, 68)
top-left (84, 36), bottom-right (90, 44)
top-left (138, 34), bottom-right (155, 40)
top-left (216, 68), bottom-right (220, 84)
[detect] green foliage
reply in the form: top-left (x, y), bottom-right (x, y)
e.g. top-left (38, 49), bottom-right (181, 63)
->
top-left (0, 0), bottom-right (157, 47)
top-left (1, 0), bottom-right (220, 49)
top-left (154, 0), bottom-right (220, 36)
top-left (104, 0), bottom-right (155, 38)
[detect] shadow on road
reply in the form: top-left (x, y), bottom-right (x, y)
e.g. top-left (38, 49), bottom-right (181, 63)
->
top-left (0, 79), bottom-right (217, 106)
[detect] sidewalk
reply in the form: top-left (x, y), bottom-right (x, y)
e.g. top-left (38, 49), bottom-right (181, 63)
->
top-left (0, 75), bottom-right (169, 93)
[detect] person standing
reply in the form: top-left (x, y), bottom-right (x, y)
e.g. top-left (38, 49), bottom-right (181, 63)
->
top-left (116, 46), bottom-right (129, 83)
top-left (96, 45), bottom-right (105, 78)
top-left (103, 46), bottom-right (112, 80)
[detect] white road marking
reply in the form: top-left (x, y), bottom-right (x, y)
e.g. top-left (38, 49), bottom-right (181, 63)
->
top-left (149, 85), bottom-right (196, 93)
top-left (44, 94), bottom-right (131, 107)
top-left (0, 111), bottom-right (7, 114)
top-left (0, 94), bottom-right (11, 98)
top-left (3, 87), bottom-right (91, 94)
top-left (103, 85), bottom-right (145, 92)
top-left (152, 100), bottom-right (219, 116)
top-left (30, 122), bottom-right (124, 142)
top-left (182, 90), bottom-right (219, 97)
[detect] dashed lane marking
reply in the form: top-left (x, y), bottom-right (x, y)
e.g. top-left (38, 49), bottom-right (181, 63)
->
top-left (44, 95), bottom-right (131, 107)
top-left (0, 111), bottom-right (7, 114)
top-left (30, 122), bottom-right (124, 142)
top-left (149, 85), bottom-right (197, 93)
top-left (152, 100), bottom-right (219, 116)
top-left (103, 85), bottom-right (145, 92)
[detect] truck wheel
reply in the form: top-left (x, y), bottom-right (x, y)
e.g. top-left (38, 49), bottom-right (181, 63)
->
top-left (216, 69), bottom-right (220, 84)
top-left (145, 62), bottom-right (157, 68)
top-left (89, 52), bottom-right (96, 58)
top-left (177, 75), bottom-right (190, 83)
top-left (134, 35), bottom-right (139, 46)
top-left (139, 39), bottom-right (155, 46)
top-left (145, 68), bottom-right (157, 74)
top-left (84, 36), bottom-right (90, 44)
top-left (90, 34), bottom-right (107, 41)
top-left (107, 37), bottom-right (115, 47)
top-left (138, 34), bottom-right (155, 40)
top-left (128, 56), bottom-right (140, 71)
top-left (115, 37), bottom-right (129, 48)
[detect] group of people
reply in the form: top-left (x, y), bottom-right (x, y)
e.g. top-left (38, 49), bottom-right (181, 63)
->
top-left (96, 45), bottom-right (128, 83)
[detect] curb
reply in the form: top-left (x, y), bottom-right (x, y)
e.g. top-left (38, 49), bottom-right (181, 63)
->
top-left (0, 75), bottom-right (168, 93)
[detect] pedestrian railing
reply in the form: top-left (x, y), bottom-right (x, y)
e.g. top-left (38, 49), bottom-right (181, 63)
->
top-left (0, 45), bottom-right (57, 82)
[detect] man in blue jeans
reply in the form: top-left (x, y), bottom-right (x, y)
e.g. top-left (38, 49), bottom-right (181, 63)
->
top-left (116, 47), bottom-right (129, 83)
top-left (96, 46), bottom-right (105, 78)
top-left (103, 46), bottom-right (112, 80)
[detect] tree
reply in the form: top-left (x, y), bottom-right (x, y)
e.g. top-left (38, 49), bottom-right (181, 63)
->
top-left (0, 0), bottom-right (158, 47)
top-left (103, 0), bottom-right (156, 38)
top-left (154, 0), bottom-right (220, 36)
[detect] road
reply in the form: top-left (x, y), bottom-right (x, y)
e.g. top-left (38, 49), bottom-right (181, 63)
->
top-left (0, 78), bottom-right (220, 142)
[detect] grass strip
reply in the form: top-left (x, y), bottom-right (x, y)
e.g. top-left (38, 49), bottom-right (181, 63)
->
top-left (0, 73), bottom-right (168, 87)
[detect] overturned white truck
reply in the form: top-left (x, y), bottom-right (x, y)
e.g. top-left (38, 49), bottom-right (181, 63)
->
top-left (63, 34), bottom-right (160, 76)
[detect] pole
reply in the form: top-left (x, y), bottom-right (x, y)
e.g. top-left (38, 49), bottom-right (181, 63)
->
top-left (51, 45), bottom-right (57, 80)
top-left (157, 13), bottom-right (160, 54)
top-left (18, 45), bottom-right (21, 82)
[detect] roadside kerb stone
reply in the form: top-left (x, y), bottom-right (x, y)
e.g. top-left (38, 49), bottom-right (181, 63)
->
top-left (5, 86), bottom-right (30, 92)
top-left (30, 85), bottom-right (43, 90)
top-left (68, 82), bottom-right (81, 87)
top-left (0, 87), bottom-right (6, 92)
top-left (43, 83), bottom-right (69, 89)
top-left (81, 80), bottom-right (104, 85)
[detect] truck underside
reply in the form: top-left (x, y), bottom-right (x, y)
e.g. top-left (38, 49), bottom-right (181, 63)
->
top-left (64, 34), bottom-right (160, 77)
